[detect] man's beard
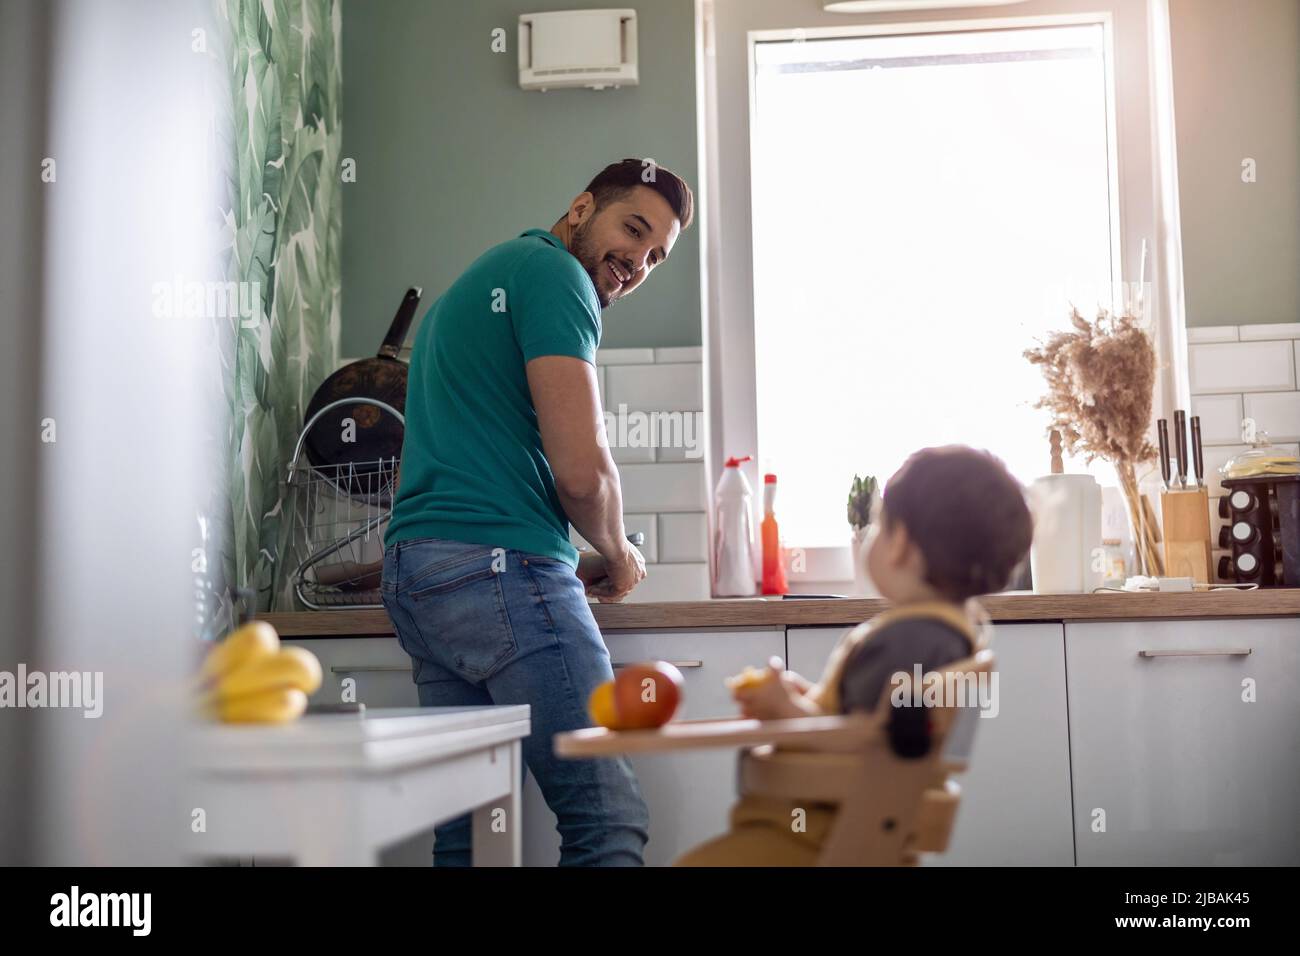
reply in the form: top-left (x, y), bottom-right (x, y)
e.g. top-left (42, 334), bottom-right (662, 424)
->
top-left (570, 220), bottom-right (615, 309)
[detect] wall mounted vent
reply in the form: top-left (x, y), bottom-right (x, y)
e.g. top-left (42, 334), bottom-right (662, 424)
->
top-left (518, 9), bottom-right (638, 91)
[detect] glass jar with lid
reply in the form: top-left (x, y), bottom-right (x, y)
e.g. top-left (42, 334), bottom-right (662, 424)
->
top-left (1219, 432), bottom-right (1300, 480)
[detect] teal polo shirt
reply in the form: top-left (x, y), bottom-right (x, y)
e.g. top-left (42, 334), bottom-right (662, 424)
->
top-left (384, 228), bottom-right (602, 568)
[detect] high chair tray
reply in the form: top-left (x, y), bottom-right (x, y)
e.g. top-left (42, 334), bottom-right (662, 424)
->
top-left (554, 713), bottom-right (878, 757)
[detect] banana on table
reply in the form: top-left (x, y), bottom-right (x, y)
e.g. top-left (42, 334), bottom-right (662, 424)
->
top-left (200, 621), bottom-right (322, 724)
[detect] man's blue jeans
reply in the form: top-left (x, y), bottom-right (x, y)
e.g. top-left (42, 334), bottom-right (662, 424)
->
top-left (380, 536), bottom-right (650, 866)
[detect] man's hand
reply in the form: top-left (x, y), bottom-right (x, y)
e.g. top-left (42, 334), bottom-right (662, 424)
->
top-left (583, 543), bottom-right (646, 603)
top-left (575, 551), bottom-right (608, 587)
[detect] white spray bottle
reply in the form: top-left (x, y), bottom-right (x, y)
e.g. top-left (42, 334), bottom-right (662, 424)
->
top-left (712, 456), bottom-right (757, 597)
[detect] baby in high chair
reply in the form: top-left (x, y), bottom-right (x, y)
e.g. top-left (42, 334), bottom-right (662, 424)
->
top-left (674, 445), bottom-right (1033, 866)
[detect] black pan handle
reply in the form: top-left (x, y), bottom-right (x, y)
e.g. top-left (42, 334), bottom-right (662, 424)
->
top-left (378, 287), bottom-right (422, 360)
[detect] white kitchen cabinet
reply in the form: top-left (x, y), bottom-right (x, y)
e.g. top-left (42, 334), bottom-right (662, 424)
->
top-left (284, 637), bottom-right (419, 708)
top-left (784, 626), bottom-right (845, 679)
top-left (522, 627), bottom-right (785, 867)
top-left (1066, 617), bottom-right (1300, 865)
top-left (788, 622), bottom-right (1075, 866)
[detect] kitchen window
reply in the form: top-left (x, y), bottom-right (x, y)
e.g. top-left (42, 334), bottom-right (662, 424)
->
top-left (700, 5), bottom-right (1180, 580)
top-left (751, 22), bottom-right (1118, 548)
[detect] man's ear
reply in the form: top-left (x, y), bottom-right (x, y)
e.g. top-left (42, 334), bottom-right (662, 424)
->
top-left (567, 191), bottom-right (596, 227)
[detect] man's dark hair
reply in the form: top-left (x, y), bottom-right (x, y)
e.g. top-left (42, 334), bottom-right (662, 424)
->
top-left (581, 158), bottom-right (694, 231)
top-left (882, 446), bottom-right (1033, 602)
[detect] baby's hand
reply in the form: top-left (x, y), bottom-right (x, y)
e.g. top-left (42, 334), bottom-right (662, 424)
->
top-left (726, 657), bottom-right (815, 720)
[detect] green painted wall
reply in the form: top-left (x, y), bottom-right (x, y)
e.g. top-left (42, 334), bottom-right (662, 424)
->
top-left (340, 0), bottom-right (701, 355)
top-left (1170, 0), bottom-right (1299, 327)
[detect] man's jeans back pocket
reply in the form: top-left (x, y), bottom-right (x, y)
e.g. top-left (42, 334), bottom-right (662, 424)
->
top-left (405, 560), bottom-right (517, 681)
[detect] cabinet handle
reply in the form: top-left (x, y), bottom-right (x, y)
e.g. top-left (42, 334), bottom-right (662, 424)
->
top-left (1138, 648), bottom-right (1252, 658)
top-left (612, 660), bottom-right (703, 670)
top-left (330, 665), bottom-right (411, 673)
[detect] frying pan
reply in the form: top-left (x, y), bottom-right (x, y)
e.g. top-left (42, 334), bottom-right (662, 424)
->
top-left (302, 287), bottom-right (422, 488)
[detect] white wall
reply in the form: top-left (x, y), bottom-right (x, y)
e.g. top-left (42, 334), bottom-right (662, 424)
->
top-left (19, 0), bottom-right (224, 864)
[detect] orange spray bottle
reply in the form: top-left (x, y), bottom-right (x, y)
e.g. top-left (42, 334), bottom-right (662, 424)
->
top-left (760, 473), bottom-right (789, 595)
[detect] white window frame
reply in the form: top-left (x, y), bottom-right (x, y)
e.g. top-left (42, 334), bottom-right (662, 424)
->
top-left (696, 0), bottom-right (1185, 586)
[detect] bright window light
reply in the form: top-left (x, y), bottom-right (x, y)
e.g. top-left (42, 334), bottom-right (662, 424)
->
top-left (751, 23), bottom-right (1119, 547)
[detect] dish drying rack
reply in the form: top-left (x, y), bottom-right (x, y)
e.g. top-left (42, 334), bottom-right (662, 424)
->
top-left (282, 397), bottom-right (403, 610)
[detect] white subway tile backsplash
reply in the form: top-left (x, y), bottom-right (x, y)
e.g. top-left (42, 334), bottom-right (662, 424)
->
top-left (658, 513), bottom-right (708, 563)
top-left (1242, 391), bottom-right (1300, 442)
top-left (605, 363), bottom-right (704, 412)
top-left (1189, 341), bottom-right (1295, 394)
top-left (1189, 326), bottom-right (1300, 568)
top-left (656, 412), bottom-right (706, 461)
top-left (653, 346), bottom-right (703, 363)
top-left (590, 350), bottom-right (710, 574)
top-left (1197, 444), bottom-right (1246, 496)
top-left (1239, 323), bottom-right (1300, 341)
top-left (595, 348), bottom-right (656, 365)
top-left (1191, 394), bottom-right (1243, 445)
top-left (623, 562), bottom-right (710, 602)
top-left (654, 440), bottom-right (707, 463)
top-left (1187, 326), bottom-right (1239, 344)
top-left (618, 462), bottom-right (708, 513)
top-left (603, 412), bottom-right (707, 462)
top-left (609, 442), bottom-right (655, 464)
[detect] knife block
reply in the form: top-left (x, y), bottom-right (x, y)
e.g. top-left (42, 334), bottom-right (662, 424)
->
top-left (1160, 488), bottom-right (1212, 583)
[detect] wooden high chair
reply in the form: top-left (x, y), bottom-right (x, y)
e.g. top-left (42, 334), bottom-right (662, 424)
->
top-left (554, 648), bottom-right (995, 866)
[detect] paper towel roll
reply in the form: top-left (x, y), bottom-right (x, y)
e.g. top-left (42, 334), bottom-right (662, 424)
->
top-left (1029, 474), bottom-right (1103, 593)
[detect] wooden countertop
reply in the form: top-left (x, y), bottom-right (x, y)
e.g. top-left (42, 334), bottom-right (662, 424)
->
top-left (263, 590), bottom-right (1300, 637)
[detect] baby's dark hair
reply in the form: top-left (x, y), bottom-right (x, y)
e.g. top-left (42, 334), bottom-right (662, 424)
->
top-left (881, 446), bottom-right (1033, 602)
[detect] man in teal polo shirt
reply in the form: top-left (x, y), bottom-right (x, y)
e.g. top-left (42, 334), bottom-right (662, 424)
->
top-left (382, 158), bottom-right (693, 866)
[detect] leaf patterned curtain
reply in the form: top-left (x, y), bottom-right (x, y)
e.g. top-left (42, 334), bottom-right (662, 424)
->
top-left (218, 0), bottom-right (342, 614)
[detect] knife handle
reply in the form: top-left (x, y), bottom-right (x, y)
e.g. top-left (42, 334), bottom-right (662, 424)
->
top-left (1173, 410), bottom-right (1188, 487)
top-left (1191, 416), bottom-right (1204, 487)
top-left (1157, 419), bottom-right (1171, 487)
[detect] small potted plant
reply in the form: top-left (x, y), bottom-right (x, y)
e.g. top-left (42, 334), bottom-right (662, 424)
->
top-left (847, 474), bottom-right (879, 596)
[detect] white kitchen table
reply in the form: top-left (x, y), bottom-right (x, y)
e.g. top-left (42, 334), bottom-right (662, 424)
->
top-left (190, 706), bottom-right (530, 866)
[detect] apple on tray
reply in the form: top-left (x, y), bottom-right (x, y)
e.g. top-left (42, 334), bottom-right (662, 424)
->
top-left (587, 661), bottom-right (684, 731)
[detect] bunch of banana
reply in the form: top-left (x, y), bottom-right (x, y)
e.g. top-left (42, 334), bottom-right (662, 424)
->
top-left (199, 621), bottom-right (322, 724)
